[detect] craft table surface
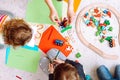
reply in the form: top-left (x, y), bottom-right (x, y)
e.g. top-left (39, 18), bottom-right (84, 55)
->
top-left (0, 0), bottom-right (120, 80)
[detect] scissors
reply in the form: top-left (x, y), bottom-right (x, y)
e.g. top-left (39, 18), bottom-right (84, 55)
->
top-left (46, 50), bottom-right (60, 63)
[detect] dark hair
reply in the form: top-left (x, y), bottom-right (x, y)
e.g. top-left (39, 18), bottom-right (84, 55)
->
top-left (2, 19), bottom-right (32, 47)
top-left (53, 63), bottom-right (81, 80)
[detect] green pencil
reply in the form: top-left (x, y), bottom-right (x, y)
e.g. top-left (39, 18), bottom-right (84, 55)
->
top-left (54, 50), bottom-right (60, 59)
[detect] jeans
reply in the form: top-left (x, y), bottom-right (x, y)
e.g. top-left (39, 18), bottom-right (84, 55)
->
top-left (97, 65), bottom-right (120, 80)
top-left (114, 65), bottom-right (120, 80)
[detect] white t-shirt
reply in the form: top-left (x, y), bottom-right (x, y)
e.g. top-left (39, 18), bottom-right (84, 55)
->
top-left (26, 25), bottom-right (37, 47)
top-left (0, 14), bottom-right (11, 45)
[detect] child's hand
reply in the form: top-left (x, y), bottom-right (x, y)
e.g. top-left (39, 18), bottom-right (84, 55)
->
top-left (67, 9), bottom-right (75, 24)
top-left (49, 10), bottom-right (60, 23)
top-left (48, 63), bottom-right (54, 73)
top-left (54, 59), bottom-right (65, 64)
top-left (45, 0), bottom-right (60, 23)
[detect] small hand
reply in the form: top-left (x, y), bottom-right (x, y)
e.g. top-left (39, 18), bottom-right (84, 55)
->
top-left (67, 9), bottom-right (75, 24)
top-left (53, 58), bottom-right (65, 64)
top-left (49, 10), bottom-right (60, 23)
top-left (48, 63), bottom-right (54, 73)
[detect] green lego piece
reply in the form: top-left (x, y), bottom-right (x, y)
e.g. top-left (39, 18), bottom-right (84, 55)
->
top-left (105, 36), bottom-right (112, 41)
top-left (92, 18), bottom-right (96, 23)
top-left (75, 52), bottom-right (81, 58)
top-left (97, 26), bottom-right (101, 31)
top-left (96, 31), bottom-right (100, 36)
top-left (61, 25), bottom-right (72, 33)
top-left (104, 20), bottom-right (110, 25)
top-left (100, 38), bottom-right (104, 43)
top-left (108, 27), bottom-right (113, 31)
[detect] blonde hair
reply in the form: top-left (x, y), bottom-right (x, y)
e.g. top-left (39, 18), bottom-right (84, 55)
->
top-left (2, 19), bottom-right (32, 47)
top-left (54, 63), bottom-right (82, 80)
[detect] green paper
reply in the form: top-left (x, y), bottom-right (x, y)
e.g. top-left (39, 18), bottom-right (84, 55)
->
top-left (7, 47), bottom-right (41, 73)
top-left (25, 0), bottom-right (62, 24)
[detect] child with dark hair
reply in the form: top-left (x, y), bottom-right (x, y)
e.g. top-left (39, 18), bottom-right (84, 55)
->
top-left (2, 19), bottom-right (32, 47)
top-left (48, 59), bottom-right (86, 80)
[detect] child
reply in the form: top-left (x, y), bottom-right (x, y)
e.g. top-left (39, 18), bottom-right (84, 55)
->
top-left (45, 0), bottom-right (75, 24)
top-left (97, 65), bottom-right (120, 80)
top-left (48, 59), bottom-right (86, 80)
top-left (2, 18), bottom-right (32, 47)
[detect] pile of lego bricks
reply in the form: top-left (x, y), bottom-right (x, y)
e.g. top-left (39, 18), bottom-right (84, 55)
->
top-left (83, 7), bottom-right (115, 48)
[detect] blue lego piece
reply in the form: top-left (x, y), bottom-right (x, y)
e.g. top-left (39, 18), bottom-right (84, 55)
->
top-left (90, 16), bottom-right (94, 20)
top-left (54, 39), bottom-right (64, 46)
top-left (101, 26), bottom-right (106, 30)
top-left (85, 12), bottom-right (89, 16)
top-left (95, 21), bottom-right (99, 27)
top-left (85, 20), bottom-right (90, 24)
top-left (103, 10), bottom-right (108, 14)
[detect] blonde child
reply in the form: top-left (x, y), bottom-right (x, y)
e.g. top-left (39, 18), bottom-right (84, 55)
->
top-left (2, 18), bottom-right (32, 47)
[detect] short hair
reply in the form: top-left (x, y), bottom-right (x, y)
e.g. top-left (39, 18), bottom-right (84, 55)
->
top-left (54, 63), bottom-right (82, 80)
top-left (2, 19), bottom-right (32, 47)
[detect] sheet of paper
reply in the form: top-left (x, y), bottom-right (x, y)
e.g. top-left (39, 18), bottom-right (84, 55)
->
top-left (39, 26), bottom-right (73, 57)
top-left (5, 45), bottom-right (39, 64)
top-left (26, 0), bottom-right (62, 24)
top-left (6, 46), bottom-right (41, 73)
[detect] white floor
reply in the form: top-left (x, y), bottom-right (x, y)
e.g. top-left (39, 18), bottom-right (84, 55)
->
top-left (0, 0), bottom-right (120, 80)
